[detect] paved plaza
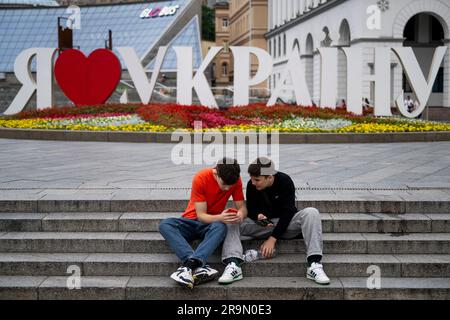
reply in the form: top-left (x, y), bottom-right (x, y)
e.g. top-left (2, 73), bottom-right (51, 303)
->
top-left (0, 138), bottom-right (449, 202)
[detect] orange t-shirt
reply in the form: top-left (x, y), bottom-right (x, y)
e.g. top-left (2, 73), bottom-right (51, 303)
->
top-left (182, 168), bottom-right (244, 219)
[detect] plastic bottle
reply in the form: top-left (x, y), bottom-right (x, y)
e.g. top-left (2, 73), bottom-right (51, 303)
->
top-left (243, 249), bottom-right (277, 262)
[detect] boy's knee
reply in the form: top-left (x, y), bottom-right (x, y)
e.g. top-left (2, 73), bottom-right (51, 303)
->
top-left (210, 222), bottom-right (227, 236)
top-left (158, 218), bottom-right (177, 233)
top-left (303, 207), bottom-right (320, 218)
top-left (227, 223), bottom-right (240, 232)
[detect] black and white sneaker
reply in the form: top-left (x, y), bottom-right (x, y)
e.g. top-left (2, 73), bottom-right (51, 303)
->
top-left (218, 262), bottom-right (243, 285)
top-left (306, 262), bottom-right (330, 285)
top-left (193, 265), bottom-right (219, 285)
top-left (170, 266), bottom-right (194, 289)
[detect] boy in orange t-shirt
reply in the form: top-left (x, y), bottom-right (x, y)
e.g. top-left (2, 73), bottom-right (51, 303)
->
top-left (159, 157), bottom-right (247, 289)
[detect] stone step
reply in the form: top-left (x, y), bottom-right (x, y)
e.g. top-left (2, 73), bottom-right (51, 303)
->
top-left (0, 212), bottom-right (448, 233)
top-left (0, 275), bottom-right (449, 300)
top-left (0, 232), bottom-right (448, 254)
top-left (2, 199), bottom-right (449, 214)
top-left (0, 253), bottom-right (448, 278)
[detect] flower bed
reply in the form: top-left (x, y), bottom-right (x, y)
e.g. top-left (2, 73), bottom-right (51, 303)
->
top-left (1, 103), bottom-right (449, 133)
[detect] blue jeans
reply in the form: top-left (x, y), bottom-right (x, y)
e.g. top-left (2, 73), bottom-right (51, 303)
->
top-left (159, 217), bottom-right (227, 266)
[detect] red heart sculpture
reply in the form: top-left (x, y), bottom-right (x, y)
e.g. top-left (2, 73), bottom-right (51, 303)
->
top-left (54, 49), bottom-right (121, 106)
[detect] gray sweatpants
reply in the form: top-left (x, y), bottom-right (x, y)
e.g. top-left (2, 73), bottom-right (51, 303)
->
top-left (221, 207), bottom-right (323, 262)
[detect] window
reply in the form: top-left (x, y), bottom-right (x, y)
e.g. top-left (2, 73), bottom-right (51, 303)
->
top-left (283, 34), bottom-right (286, 56)
top-left (278, 35), bottom-right (281, 57)
top-left (222, 63), bottom-right (228, 76)
top-left (274, 38), bottom-right (277, 58)
top-left (222, 18), bottom-right (229, 29)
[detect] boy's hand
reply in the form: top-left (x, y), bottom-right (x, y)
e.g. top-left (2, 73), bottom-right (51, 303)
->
top-left (260, 237), bottom-right (277, 258)
top-left (220, 209), bottom-right (242, 224)
top-left (257, 213), bottom-right (274, 227)
top-left (257, 213), bottom-right (267, 220)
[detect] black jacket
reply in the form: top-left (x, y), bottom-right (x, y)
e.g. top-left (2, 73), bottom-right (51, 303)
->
top-left (246, 172), bottom-right (298, 239)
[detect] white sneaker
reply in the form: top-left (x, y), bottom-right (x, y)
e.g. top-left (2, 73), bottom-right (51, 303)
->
top-left (306, 262), bottom-right (330, 285)
top-left (170, 266), bottom-right (194, 289)
top-left (193, 265), bottom-right (219, 285)
top-left (218, 262), bottom-right (243, 285)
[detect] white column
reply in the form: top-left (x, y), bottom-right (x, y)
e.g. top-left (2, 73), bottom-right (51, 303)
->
top-left (288, 0), bottom-right (292, 20)
top-left (305, 0), bottom-right (311, 12)
top-left (277, 0), bottom-right (282, 27)
top-left (268, 0), bottom-right (271, 30)
top-left (284, 0), bottom-right (287, 24)
top-left (299, 0), bottom-right (304, 15)
top-left (293, 0), bottom-right (298, 17)
top-left (272, 0), bottom-right (275, 27)
top-left (292, 0), bottom-right (296, 19)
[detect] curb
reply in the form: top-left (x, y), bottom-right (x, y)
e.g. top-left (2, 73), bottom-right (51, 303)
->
top-left (1, 128), bottom-right (450, 143)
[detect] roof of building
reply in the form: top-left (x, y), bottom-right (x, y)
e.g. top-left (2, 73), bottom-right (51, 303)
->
top-left (0, 0), bottom-right (59, 7)
top-left (0, 0), bottom-right (201, 72)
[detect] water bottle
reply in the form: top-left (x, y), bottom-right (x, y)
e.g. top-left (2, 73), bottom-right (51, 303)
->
top-left (243, 249), bottom-right (276, 262)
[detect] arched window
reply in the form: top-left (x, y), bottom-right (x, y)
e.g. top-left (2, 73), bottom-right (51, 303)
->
top-left (403, 13), bottom-right (445, 93)
top-left (338, 19), bottom-right (351, 46)
top-left (292, 38), bottom-right (300, 51)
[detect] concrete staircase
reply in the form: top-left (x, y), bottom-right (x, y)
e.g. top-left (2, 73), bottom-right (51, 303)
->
top-left (0, 200), bottom-right (449, 300)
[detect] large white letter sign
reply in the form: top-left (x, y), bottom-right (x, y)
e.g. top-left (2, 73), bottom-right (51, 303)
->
top-left (341, 47), bottom-right (391, 116)
top-left (342, 48), bottom-right (364, 115)
top-left (174, 46), bottom-right (222, 108)
top-left (392, 46), bottom-right (447, 118)
top-left (230, 47), bottom-right (273, 106)
top-left (4, 48), bottom-right (57, 115)
top-left (267, 48), bottom-right (312, 106)
top-left (372, 48), bottom-right (392, 116)
top-left (318, 48), bottom-right (338, 109)
top-left (117, 46), bottom-right (167, 104)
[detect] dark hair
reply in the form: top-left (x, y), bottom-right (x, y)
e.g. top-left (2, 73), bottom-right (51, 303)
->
top-left (216, 157), bottom-right (241, 185)
top-left (248, 157), bottom-right (277, 177)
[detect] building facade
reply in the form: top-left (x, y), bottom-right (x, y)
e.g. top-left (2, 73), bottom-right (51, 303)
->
top-left (214, 1), bottom-right (231, 89)
top-left (266, 0), bottom-right (450, 118)
top-left (227, 0), bottom-right (268, 95)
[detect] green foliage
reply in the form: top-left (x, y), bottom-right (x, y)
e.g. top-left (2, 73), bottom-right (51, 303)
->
top-left (202, 5), bottom-right (215, 41)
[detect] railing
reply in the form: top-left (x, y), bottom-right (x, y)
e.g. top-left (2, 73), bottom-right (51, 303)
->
top-left (118, 81), bottom-right (271, 107)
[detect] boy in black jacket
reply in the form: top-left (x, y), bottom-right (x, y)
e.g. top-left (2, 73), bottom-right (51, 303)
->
top-left (219, 157), bottom-right (330, 285)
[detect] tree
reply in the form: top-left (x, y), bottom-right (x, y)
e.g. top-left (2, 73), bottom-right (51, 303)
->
top-left (202, 5), bottom-right (215, 41)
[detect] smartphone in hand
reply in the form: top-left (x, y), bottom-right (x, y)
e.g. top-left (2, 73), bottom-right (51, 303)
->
top-left (225, 208), bottom-right (238, 214)
top-left (256, 219), bottom-right (274, 227)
